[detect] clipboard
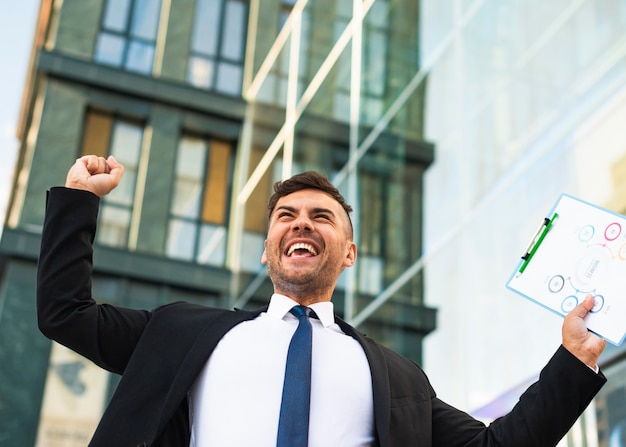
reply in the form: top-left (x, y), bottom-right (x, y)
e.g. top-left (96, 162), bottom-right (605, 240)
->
top-left (507, 193), bottom-right (626, 346)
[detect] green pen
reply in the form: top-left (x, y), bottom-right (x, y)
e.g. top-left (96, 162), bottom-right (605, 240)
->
top-left (518, 212), bottom-right (559, 275)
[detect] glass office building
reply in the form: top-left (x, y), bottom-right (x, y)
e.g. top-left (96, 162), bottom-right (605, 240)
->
top-left (420, 2), bottom-right (626, 447)
top-left (2, 0), bottom-right (626, 446)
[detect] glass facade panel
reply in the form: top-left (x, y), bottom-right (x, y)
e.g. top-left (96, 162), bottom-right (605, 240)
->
top-left (98, 205), bottom-right (132, 246)
top-left (188, 57), bottom-right (215, 89)
top-left (235, 148), bottom-right (282, 275)
top-left (187, 0), bottom-right (248, 95)
top-left (81, 110), bottom-right (113, 158)
top-left (130, 0), bottom-right (161, 40)
top-left (167, 218), bottom-right (197, 261)
top-left (279, 0), bottom-right (298, 30)
top-left (166, 135), bottom-right (234, 266)
top-left (106, 122), bottom-right (143, 208)
top-left (80, 111), bottom-right (144, 249)
top-left (125, 41), bottom-right (155, 74)
top-left (171, 137), bottom-right (206, 219)
top-left (222, 1), bottom-right (246, 59)
top-left (191, 0), bottom-right (221, 56)
top-left (418, 2), bottom-right (626, 438)
top-left (198, 224), bottom-right (227, 265)
top-left (596, 358), bottom-right (626, 446)
top-left (235, 0), bottom-right (432, 366)
top-left (94, 33), bottom-right (125, 66)
top-left (254, 3), bottom-right (309, 107)
top-left (94, 0), bottom-right (162, 74)
top-left (216, 62), bottom-right (243, 95)
top-left (102, 0), bottom-right (131, 32)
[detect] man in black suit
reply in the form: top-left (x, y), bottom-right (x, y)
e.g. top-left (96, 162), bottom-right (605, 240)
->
top-left (38, 155), bottom-right (607, 447)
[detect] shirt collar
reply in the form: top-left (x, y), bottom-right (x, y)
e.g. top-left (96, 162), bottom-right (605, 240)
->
top-left (267, 293), bottom-right (336, 328)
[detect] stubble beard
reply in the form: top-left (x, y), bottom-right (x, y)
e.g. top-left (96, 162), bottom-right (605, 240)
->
top-left (266, 257), bottom-right (338, 302)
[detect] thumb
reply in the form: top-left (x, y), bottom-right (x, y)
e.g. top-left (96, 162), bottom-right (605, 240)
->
top-left (568, 294), bottom-right (594, 319)
top-left (106, 155), bottom-right (124, 184)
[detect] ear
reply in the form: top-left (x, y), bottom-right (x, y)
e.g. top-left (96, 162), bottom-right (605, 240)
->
top-left (261, 240), bottom-right (268, 264)
top-left (343, 241), bottom-right (357, 267)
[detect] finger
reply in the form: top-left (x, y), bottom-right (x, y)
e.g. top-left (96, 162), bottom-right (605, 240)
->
top-left (106, 155), bottom-right (124, 183)
top-left (79, 155), bottom-right (99, 173)
top-left (73, 157), bottom-right (90, 172)
top-left (97, 156), bottom-right (108, 174)
top-left (80, 155), bottom-right (98, 174)
top-left (568, 294), bottom-right (594, 318)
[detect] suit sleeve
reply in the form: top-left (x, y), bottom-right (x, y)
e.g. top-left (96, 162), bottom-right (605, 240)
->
top-left (37, 187), bottom-right (151, 374)
top-left (430, 345), bottom-right (606, 446)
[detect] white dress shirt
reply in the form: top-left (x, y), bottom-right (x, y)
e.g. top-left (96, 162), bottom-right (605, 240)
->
top-left (189, 294), bottom-right (375, 446)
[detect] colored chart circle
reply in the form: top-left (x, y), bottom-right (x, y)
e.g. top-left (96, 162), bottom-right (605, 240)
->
top-left (578, 225), bottom-right (595, 242)
top-left (591, 295), bottom-right (605, 313)
top-left (561, 296), bottom-right (578, 313)
top-left (548, 275), bottom-right (565, 293)
top-left (604, 222), bottom-right (622, 241)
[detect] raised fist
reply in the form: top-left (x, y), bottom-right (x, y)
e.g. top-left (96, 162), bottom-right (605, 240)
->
top-left (65, 155), bottom-right (124, 197)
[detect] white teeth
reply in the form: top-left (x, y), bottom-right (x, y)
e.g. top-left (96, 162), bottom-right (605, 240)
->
top-left (287, 242), bottom-right (318, 256)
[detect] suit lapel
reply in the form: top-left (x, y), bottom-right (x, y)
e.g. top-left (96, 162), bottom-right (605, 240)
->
top-left (336, 318), bottom-right (391, 447)
top-left (155, 306), bottom-right (267, 436)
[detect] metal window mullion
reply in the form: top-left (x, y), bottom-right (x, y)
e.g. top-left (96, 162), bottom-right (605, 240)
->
top-left (195, 137), bottom-right (212, 261)
top-left (119, 0), bottom-right (137, 67)
top-left (211, 0), bottom-right (230, 89)
top-left (244, 0), bottom-right (309, 100)
top-left (127, 121), bottom-right (150, 251)
top-left (283, 5), bottom-right (302, 178)
top-left (343, 0), bottom-right (364, 322)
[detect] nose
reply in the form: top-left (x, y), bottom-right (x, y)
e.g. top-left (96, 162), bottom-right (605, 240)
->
top-left (291, 214), bottom-right (314, 232)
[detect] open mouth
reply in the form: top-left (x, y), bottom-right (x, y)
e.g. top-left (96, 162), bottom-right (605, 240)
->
top-left (286, 242), bottom-right (318, 257)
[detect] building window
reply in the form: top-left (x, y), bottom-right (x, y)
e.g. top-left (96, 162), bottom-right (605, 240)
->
top-left (256, 0), bottom-right (310, 105)
top-left (333, 0), bottom-right (387, 125)
top-left (80, 110), bottom-right (144, 247)
top-left (94, 0), bottom-right (162, 74)
top-left (361, 0), bottom-right (388, 124)
top-left (187, 0), bottom-right (248, 95)
top-left (166, 135), bottom-right (234, 266)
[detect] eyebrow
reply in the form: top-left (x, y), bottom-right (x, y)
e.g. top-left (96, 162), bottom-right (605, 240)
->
top-left (275, 205), bottom-right (336, 217)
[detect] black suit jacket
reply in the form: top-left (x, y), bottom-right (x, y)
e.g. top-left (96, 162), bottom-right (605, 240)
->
top-left (37, 187), bottom-right (606, 447)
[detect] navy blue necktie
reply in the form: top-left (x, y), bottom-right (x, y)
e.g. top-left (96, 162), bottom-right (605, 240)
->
top-left (276, 305), bottom-right (314, 447)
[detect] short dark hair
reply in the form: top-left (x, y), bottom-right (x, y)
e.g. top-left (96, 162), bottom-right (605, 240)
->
top-left (267, 171), bottom-right (354, 236)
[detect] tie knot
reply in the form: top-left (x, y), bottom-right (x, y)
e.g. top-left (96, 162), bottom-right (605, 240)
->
top-left (290, 305), bottom-right (312, 319)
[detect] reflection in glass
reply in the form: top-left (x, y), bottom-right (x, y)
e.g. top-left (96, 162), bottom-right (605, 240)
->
top-left (166, 219), bottom-right (197, 261)
top-left (94, 33), bottom-right (125, 67)
top-left (107, 121), bottom-right (143, 207)
top-left (166, 135), bottom-right (234, 266)
top-left (188, 57), bottom-right (214, 89)
top-left (191, 0), bottom-right (221, 55)
top-left (130, 0), bottom-right (161, 40)
top-left (126, 41), bottom-right (155, 74)
top-left (99, 205), bottom-right (131, 246)
top-left (198, 224), bottom-right (227, 265)
top-left (102, 0), bottom-right (131, 32)
top-left (216, 63), bottom-right (243, 95)
top-left (88, 117), bottom-right (144, 249)
top-left (187, 0), bottom-right (247, 95)
top-left (94, 0), bottom-right (162, 74)
top-left (221, 0), bottom-right (246, 59)
top-left (171, 137), bottom-right (206, 219)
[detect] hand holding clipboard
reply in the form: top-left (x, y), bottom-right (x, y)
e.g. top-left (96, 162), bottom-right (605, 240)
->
top-left (507, 194), bottom-right (626, 346)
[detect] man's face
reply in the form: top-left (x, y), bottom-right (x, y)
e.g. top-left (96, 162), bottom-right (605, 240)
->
top-left (261, 189), bottom-right (357, 303)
